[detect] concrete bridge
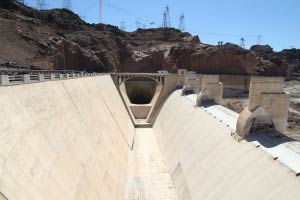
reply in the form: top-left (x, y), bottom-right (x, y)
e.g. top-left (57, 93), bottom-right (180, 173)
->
top-left (0, 71), bottom-right (299, 200)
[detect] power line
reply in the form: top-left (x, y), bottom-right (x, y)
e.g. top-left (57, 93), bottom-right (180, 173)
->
top-left (62, 0), bottom-right (72, 11)
top-left (178, 13), bottom-right (185, 32)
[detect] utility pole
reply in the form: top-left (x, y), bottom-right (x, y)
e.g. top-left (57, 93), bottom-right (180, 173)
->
top-left (178, 13), bottom-right (185, 32)
top-left (36, 0), bottom-right (47, 10)
top-left (240, 38), bottom-right (245, 48)
top-left (99, 0), bottom-right (103, 23)
top-left (257, 35), bottom-right (262, 45)
top-left (162, 5), bottom-right (171, 28)
top-left (63, 0), bottom-right (72, 11)
top-left (120, 21), bottom-right (126, 31)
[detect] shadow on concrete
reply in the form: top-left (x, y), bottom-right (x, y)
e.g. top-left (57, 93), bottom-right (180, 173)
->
top-left (201, 101), bottom-right (217, 108)
top-left (245, 131), bottom-right (296, 148)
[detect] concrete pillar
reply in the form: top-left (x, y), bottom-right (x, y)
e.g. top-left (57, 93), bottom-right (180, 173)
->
top-left (59, 74), bottom-right (64, 79)
top-left (236, 76), bottom-right (290, 138)
top-left (66, 74), bottom-right (70, 79)
top-left (196, 75), bottom-right (223, 106)
top-left (0, 75), bottom-right (9, 86)
top-left (23, 74), bottom-right (30, 84)
top-left (80, 72), bottom-right (84, 77)
top-left (182, 72), bottom-right (201, 95)
top-left (50, 74), bottom-right (56, 80)
top-left (38, 74), bottom-right (44, 82)
top-left (178, 69), bottom-right (188, 75)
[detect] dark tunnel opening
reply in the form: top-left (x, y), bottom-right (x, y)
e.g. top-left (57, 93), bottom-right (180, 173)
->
top-left (125, 78), bottom-right (157, 104)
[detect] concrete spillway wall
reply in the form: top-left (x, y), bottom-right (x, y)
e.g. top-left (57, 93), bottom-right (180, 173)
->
top-left (1, 74), bottom-right (299, 200)
top-left (153, 91), bottom-right (300, 200)
top-left (0, 75), bottom-right (134, 200)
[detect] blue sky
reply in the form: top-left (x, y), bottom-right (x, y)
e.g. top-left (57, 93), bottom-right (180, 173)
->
top-left (24, 0), bottom-right (300, 51)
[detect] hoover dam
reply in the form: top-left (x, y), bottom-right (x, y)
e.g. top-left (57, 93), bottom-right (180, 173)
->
top-left (0, 72), bottom-right (300, 200)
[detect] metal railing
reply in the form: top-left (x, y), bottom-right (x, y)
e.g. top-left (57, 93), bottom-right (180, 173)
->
top-left (0, 72), bottom-right (103, 86)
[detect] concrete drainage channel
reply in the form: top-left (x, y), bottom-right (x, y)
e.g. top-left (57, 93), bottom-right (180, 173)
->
top-left (125, 128), bottom-right (178, 200)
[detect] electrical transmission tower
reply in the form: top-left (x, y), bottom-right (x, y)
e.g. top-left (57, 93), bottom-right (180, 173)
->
top-left (178, 13), bottom-right (185, 32)
top-left (63, 0), bottom-right (72, 11)
top-left (240, 38), bottom-right (245, 48)
top-left (136, 21), bottom-right (141, 29)
top-left (162, 5), bottom-right (171, 28)
top-left (99, 0), bottom-right (103, 23)
top-left (120, 21), bottom-right (126, 31)
top-left (257, 35), bottom-right (262, 45)
top-left (36, 0), bottom-right (47, 10)
top-left (17, 0), bottom-right (25, 4)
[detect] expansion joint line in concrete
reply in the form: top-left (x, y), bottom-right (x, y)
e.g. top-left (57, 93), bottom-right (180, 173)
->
top-left (102, 98), bottom-right (134, 150)
top-left (0, 192), bottom-right (8, 200)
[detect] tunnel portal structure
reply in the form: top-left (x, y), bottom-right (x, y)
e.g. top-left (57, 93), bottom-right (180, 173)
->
top-left (0, 72), bottom-right (299, 200)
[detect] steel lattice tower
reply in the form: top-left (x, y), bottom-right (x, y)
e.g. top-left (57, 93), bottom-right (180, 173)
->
top-left (240, 38), bottom-right (245, 48)
top-left (120, 21), bottom-right (126, 31)
top-left (162, 5), bottom-right (171, 28)
top-left (136, 21), bottom-right (141, 29)
top-left (17, 0), bottom-right (25, 4)
top-left (36, 0), bottom-right (47, 10)
top-left (99, 0), bottom-right (103, 23)
top-left (178, 13), bottom-right (185, 32)
top-left (63, 0), bottom-right (72, 10)
top-left (257, 35), bottom-right (262, 45)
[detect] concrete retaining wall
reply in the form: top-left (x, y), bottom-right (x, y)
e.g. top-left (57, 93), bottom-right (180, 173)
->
top-left (153, 91), bottom-right (300, 200)
top-left (220, 75), bottom-right (250, 90)
top-left (0, 75), bottom-right (134, 200)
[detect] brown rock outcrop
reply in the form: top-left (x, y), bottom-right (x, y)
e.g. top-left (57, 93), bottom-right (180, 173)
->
top-left (0, 0), bottom-right (296, 76)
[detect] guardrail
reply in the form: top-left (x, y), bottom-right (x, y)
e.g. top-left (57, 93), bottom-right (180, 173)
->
top-left (0, 72), bottom-right (103, 86)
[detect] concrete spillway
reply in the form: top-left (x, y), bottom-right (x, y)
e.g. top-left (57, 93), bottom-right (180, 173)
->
top-left (0, 75), bottom-right (300, 200)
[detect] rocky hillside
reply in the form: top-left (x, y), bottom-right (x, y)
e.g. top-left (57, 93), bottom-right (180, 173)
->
top-left (251, 45), bottom-right (300, 79)
top-left (0, 0), bottom-right (296, 76)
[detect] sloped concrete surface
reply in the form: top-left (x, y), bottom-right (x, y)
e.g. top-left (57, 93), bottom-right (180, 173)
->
top-left (0, 75), bottom-right (134, 200)
top-left (185, 92), bottom-right (300, 174)
top-left (153, 91), bottom-right (300, 200)
top-left (125, 128), bottom-right (177, 200)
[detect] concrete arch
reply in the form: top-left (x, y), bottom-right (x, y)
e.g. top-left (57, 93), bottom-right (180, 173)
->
top-left (118, 75), bottom-right (163, 85)
top-left (236, 106), bottom-right (275, 138)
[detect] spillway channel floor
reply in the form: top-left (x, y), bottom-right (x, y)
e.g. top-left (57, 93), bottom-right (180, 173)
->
top-left (125, 128), bottom-right (178, 200)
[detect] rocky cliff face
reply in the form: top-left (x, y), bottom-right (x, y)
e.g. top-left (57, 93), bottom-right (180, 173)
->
top-left (0, 0), bottom-right (296, 76)
top-left (251, 45), bottom-right (300, 78)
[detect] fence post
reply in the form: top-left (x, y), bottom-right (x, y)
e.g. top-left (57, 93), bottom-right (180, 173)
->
top-left (38, 74), bottom-right (44, 82)
top-left (0, 75), bottom-right (9, 86)
top-left (50, 74), bottom-right (56, 80)
top-left (23, 74), bottom-right (30, 84)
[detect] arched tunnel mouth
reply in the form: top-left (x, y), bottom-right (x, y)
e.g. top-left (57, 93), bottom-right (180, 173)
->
top-left (125, 77), bottom-right (157, 104)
